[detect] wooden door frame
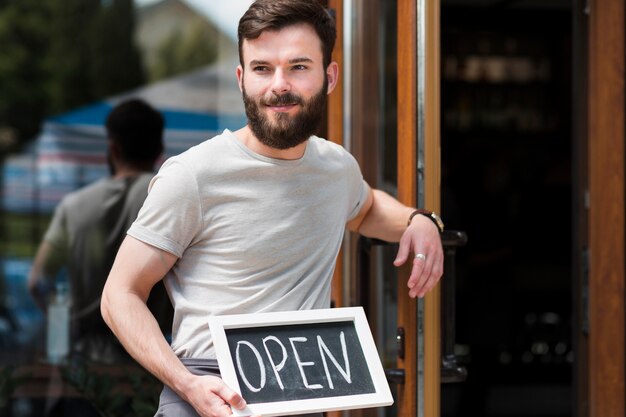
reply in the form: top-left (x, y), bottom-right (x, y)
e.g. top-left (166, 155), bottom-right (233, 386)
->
top-left (329, 0), bottom-right (442, 415)
top-left (585, 0), bottom-right (625, 415)
top-left (397, 1), bottom-right (441, 417)
top-left (327, 0), bottom-right (345, 309)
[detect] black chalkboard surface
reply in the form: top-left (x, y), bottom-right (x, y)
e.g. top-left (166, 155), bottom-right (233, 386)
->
top-left (210, 307), bottom-right (393, 417)
top-left (226, 321), bottom-right (375, 403)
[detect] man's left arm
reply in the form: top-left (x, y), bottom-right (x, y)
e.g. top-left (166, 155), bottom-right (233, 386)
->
top-left (347, 188), bottom-right (443, 298)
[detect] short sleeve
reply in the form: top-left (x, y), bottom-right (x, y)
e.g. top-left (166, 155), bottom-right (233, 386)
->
top-left (127, 158), bottom-right (203, 258)
top-left (344, 152), bottom-right (371, 221)
top-left (44, 201), bottom-right (69, 249)
top-left (347, 179), bottom-right (371, 221)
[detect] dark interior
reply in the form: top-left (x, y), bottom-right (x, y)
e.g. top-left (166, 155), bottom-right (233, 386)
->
top-left (440, 1), bottom-right (573, 416)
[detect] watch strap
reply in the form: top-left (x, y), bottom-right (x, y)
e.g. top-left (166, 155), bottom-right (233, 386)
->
top-left (407, 209), bottom-right (444, 233)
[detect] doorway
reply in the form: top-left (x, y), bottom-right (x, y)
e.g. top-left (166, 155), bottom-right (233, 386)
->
top-left (439, 1), bottom-right (573, 416)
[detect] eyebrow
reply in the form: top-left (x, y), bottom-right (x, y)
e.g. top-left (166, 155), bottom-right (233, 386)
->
top-left (248, 57), bottom-right (314, 67)
top-left (288, 57), bottom-right (314, 64)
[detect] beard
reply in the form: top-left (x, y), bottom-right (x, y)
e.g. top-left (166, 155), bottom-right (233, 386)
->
top-left (242, 77), bottom-right (328, 150)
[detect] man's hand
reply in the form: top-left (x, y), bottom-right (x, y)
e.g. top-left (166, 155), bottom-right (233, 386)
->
top-left (184, 375), bottom-right (249, 417)
top-left (393, 214), bottom-right (444, 298)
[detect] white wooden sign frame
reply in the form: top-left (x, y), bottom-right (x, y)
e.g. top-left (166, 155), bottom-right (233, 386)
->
top-left (209, 306), bottom-right (394, 417)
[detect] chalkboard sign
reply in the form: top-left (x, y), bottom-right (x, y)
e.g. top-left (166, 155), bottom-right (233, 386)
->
top-left (209, 307), bottom-right (393, 417)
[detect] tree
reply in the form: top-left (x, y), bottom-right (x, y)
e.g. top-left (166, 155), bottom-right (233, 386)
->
top-left (0, 0), bottom-right (146, 147)
top-left (89, 0), bottom-right (144, 99)
top-left (44, 0), bottom-right (102, 114)
top-left (45, 0), bottom-right (144, 115)
top-left (150, 20), bottom-right (218, 82)
top-left (0, 0), bottom-right (50, 145)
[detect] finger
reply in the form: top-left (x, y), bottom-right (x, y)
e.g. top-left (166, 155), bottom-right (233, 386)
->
top-left (414, 253), bottom-right (444, 298)
top-left (414, 269), bottom-right (435, 298)
top-left (393, 234), bottom-right (411, 266)
top-left (215, 383), bottom-right (246, 410)
top-left (410, 249), bottom-right (442, 297)
top-left (216, 403), bottom-right (237, 417)
top-left (408, 263), bottom-right (428, 298)
top-left (407, 254), bottom-right (427, 295)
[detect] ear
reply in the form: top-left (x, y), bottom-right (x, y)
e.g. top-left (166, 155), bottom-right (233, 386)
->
top-left (325, 61), bottom-right (339, 95)
top-left (108, 139), bottom-right (118, 156)
top-left (236, 65), bottom-right (244, 92)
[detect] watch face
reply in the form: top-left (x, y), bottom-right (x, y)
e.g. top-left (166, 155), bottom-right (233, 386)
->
top-left (431, 212), bottom-right (444, 231)
top-left (409, 209), bottom-right (444, 231)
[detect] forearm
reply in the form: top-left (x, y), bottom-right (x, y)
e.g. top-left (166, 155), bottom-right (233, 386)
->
top-left (28, 241), bottom-right (61, 311)
top-left (357, 189), bottom-right (414, 242)
top-left (101, 288), bottom-right (194, 398)
top-left (101, 236), bottom-right (246, 415)
top-left (100, 236), bottom-right (195, 400)
top-left (351, 190), bottom-right (444, 298)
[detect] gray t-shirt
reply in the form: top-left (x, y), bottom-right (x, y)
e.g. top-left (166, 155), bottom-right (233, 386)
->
top-left (45, 173), bottom-right (155, 337)
top-left (128, 129), bottom-right (370, 359)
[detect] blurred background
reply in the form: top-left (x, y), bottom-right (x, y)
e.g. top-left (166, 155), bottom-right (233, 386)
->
top-left (0, 1), bottom-right (251, 415)
top-left (0, 0), bottom-right (250, 355)
top-left (0, 0), bottom-right (610, 416)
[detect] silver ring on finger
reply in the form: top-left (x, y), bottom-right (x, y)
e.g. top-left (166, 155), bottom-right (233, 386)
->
top-left (415, 253), bottom-right (426, 261)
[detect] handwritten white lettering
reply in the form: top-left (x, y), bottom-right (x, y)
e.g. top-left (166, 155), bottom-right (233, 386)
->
top-left (317, 331), bottom-right (351, 389)
top-left (236, 340), bottom-right (266, 392)
top-left (263, 335), bottom-right (288, 390)
top-left (289, 337), bottom-right (323, 390)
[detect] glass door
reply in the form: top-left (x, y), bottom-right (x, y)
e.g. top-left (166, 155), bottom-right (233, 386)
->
top-left (338, 0), bottom-right (442, 416)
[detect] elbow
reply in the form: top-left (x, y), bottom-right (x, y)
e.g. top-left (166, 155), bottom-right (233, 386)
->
top-left (100, 285), bottom-right (113, 328)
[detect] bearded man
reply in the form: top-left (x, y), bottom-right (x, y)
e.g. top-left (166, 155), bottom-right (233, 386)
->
top-left (101, 1), bottom-right (444, 416)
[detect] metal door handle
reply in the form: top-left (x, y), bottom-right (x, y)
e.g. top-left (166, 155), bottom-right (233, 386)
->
top-left (385, 368), bottom-right (405, 384)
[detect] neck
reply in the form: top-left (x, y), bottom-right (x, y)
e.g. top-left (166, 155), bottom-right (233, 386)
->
top-left (233, 126), bottom-right (307, 160)
top-left (112, 166), bottom-right (148, 179)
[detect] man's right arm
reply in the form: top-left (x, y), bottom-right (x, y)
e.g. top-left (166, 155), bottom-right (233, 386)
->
top-left (28, 241), bottom-right (64, 311)
top-left (101, 235), bottom-right (247, 417)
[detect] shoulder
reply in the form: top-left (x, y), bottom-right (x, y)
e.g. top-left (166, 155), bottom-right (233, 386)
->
top-left (127, 173), bottom-right (154, 198)
top-left (159, 130), bottom-right (236, 173)
top-left (307, 136), bottom-right (361, 171)
top-left (50, 178), bottom-right (112, 222)
top-left (174, 130), bottom-right (233, 160)
top-left (158, 130), bottom-right (242, 177)
top-left (60, 178), bottom-right (111, 205)
top-left (308, 136), bottom-right (356, 160)
top-left (308, 136), bottom-right (347, 153)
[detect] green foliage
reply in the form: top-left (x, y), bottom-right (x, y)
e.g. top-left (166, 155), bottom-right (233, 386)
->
top-left (127, 367), bottom-right (162, 417)
top-left (0, 0), bottom-right (50, 144)
top-left (44, 0), bottom-right (100, 113)
top-left (0, 366), bottom-right (31, 411)
top-left (150, 20), bottom-right (217, 82)
top-left (0, 212), bottom-right (51, 258)
top-left (0, 0), bottom-right (145, 148)
top-left (62, 362), bottom-right (162, 417)
top-left (89, 0), bottom-right (144, 99)
top-left (63, 365), bottom-right (126, 417)
top-left (45, 0), bottom-right (144, 115)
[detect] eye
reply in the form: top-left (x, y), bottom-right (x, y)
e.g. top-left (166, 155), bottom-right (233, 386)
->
top-left (292, 64), bottom-right (308, 71)
top-left (253, 65), bottom-right (270, 72)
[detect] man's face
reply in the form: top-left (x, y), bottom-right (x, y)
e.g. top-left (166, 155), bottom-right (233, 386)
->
top-left (237, 23), bottom-right (338, 150)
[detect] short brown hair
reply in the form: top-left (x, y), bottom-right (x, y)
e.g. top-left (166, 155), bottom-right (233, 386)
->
top-left (238, 0), bottom-right (337, 69)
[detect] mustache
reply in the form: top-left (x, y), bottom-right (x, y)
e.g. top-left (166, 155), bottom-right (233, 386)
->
top-left (262, 92), bottom-right (303, 106)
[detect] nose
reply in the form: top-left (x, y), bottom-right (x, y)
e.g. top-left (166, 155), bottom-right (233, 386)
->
top-left (270, 69), bottom-right (290, 95)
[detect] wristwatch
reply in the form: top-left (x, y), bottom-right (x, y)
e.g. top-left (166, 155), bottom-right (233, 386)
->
top-left (407, 209), bottom-right (444, 233)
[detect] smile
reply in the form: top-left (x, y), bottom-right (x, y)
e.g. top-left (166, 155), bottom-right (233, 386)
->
top-left (267, 103), bottom-right (299, 112)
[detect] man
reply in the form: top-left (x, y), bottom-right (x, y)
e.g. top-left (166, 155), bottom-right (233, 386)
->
top-left (29, 98), bottom-right (171, 363)
top-left (101, 1), bottom-right (444, 416)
